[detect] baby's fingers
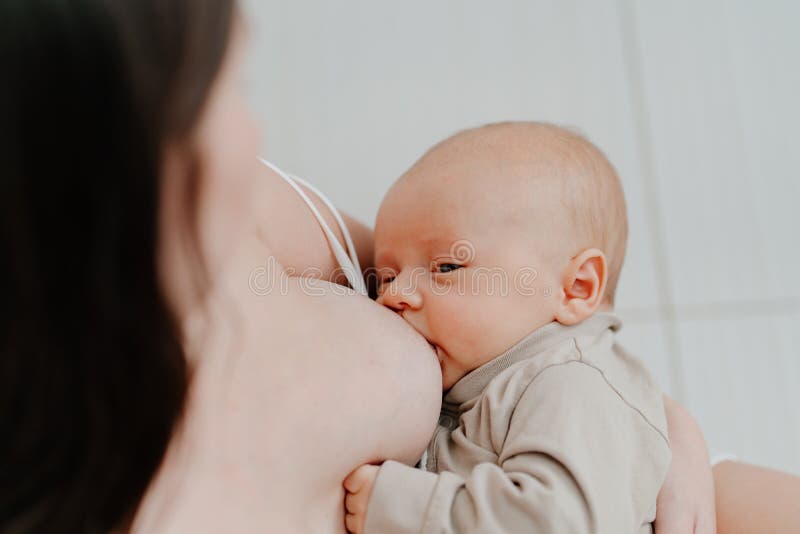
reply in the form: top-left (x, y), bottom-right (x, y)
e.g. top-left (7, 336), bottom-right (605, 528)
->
top-left (345, 511), bottom-right (364, 534)
top-left (343, 470), bottom-right (364, 493)
top-left (345, 490), bottom-right (366, 515)
top-left (343, 464), bottom-right (378, 493)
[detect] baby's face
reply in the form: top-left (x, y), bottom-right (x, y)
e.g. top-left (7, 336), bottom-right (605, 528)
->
top-left (374, 159), bottom-right (561, 390)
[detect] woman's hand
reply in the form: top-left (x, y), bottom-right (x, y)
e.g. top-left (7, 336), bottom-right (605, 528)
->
top-left (655, 395), bottom-right (716, 534)
top-left (343, 464), bottom-right (380, 534)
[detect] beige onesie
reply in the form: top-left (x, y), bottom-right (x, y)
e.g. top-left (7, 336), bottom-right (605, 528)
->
top-left (365, 313), bottom-right (670, 534)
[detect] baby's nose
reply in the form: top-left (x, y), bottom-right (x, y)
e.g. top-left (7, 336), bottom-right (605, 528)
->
top-left (377, 275), bottom-right (423, 312)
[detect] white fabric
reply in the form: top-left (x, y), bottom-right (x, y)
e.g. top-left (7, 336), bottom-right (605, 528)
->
top-left (259, 158), bottom-right (368, 296)
top-left (710, 452), bottom-right (738, 466)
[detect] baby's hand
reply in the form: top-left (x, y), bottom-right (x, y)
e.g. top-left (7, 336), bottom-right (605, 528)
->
top-left (343, 464), bottom-right (380, 534)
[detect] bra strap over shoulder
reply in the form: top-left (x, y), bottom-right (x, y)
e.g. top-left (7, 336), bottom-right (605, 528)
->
top-left (258, 158), bottom-right (368, 296)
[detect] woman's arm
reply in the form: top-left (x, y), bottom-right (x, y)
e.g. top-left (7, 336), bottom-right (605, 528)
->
top-left (656, 397), bottom-right (800, 533)
top-left (655, 395), bottom-right (716, 534)
top-left (714, 461), bottom-right (800, 533)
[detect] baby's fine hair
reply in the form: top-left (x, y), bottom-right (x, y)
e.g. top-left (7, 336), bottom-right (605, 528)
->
top-left (423, 121), bottom-right (629, 304)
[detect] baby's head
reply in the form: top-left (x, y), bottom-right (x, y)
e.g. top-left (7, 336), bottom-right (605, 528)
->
top-left (374, 122), bottom-right (628, 389)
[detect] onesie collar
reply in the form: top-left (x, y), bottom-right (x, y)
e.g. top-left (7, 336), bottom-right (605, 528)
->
top-left (443, 312), bottom-right (622, 406)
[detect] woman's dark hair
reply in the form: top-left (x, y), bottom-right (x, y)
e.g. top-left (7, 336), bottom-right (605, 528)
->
top-left (0, 0), bottom-right (235, 531)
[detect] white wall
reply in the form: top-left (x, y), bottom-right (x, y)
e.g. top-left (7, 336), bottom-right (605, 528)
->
top-left (242, 0), bottom-right (800, 474)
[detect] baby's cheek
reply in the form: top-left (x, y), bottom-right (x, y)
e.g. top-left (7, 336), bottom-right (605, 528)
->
top-left (435, 295), bottom-right (493, 354)
top-left (473, 297), bottom-right (530, 355)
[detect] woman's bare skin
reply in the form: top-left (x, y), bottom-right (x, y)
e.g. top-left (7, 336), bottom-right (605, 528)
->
top-left (134, 162), bottom-right (441, 533)
top-left (714, 461), bottom-right (800, 533)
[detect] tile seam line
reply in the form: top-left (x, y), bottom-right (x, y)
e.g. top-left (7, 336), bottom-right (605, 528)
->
top-left (617, 0), bottom-right (686, 403)
top-left (617, 297), bottom-right (800, 322)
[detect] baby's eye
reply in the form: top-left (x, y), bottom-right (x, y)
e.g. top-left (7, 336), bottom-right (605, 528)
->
top-left (379, 275), bottom-right (396, 286)
top-left (436, 263), bottom-right (463, 274)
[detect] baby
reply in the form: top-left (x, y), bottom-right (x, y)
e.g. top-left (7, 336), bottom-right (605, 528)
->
top-left (344, 122), bottom-right (670, 533)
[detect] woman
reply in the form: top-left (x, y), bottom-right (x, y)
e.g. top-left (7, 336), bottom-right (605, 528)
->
top-left (1, 1), bottom-right (438, 531)
top-left (1, 0), bottom-right (796, 532)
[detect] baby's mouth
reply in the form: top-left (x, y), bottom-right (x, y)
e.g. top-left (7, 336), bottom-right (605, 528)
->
top-left (428, 342), bottom-right (446, 375)
top-left (428, 341), bottom-right (441, 360)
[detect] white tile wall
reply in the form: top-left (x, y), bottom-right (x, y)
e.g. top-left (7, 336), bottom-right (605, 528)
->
top-left (633, 0), bottom-right (800, 306)
top-left (614, 318), bottom-right (675, 396)
top-left (722, 0), bottom-right (800, 302)
top-left (241, 0), bottom-right (800, 474)
top-left (678, 313), bottom-right (800, 474)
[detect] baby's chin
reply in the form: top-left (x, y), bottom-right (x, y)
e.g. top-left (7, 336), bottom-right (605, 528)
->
top-left (439, 360), bottom-right (465, 392)
top-left (439, 347), bottom-right (490, 391)
top-left (431, 344), bottom-right (452, 390)
top-left (434, 345), bottom-right (471, 392)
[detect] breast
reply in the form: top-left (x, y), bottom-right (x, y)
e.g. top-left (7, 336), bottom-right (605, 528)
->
top-left (277, 279), bottom-right (443, 469)
top-left (133, 277), bottom-right (442, 533)
top-left (238, 280), bottom-right (443, 531)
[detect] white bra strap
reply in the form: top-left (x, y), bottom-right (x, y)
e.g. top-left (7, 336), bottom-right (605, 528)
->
top-left (286, 172), bottom-right (365, 280)
top-left (259, 158), bottom-right (368, 296)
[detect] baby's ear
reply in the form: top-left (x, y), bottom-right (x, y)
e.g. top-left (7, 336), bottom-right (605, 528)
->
top-left (554, 248), bottom-right (608, 326)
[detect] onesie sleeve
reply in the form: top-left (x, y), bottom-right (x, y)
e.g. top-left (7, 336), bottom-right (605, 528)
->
top-left (364, 362), bottom-right (671, 534)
